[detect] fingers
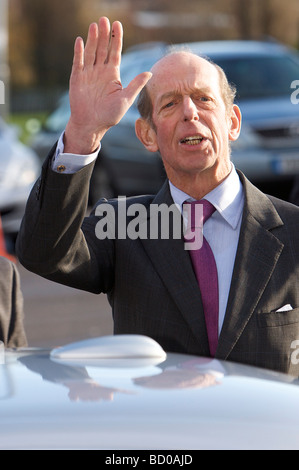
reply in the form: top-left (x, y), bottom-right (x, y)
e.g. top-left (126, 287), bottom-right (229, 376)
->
top-left (79, 17), bottom-right (123, 68)
top-left (72, 37), bottom-right (84, 72)
top-left (107, 21), bottom-right (123, 66)
top-left (96, 17), bottom-right (111, 65)
top-left (84, 22), bottom-right (99, 67)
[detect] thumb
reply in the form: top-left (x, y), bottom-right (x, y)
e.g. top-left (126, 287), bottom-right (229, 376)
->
top-left (123, 72), bottom-right (152, 107)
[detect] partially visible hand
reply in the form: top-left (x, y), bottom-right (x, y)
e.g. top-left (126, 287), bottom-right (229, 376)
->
top-left (64, 17), bottom-right (152, 155)
top-left (66, 380), bottom-right (134, 402)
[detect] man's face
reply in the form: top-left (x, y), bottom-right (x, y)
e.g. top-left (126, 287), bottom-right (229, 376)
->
top-left (144, 52), bottom-right (240, 185)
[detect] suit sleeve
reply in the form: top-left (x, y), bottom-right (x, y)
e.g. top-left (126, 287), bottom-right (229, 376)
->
top-left (16, 148), bottom-right (115, 295)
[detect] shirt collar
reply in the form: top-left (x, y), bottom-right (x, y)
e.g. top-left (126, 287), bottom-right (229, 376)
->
top-left (168, 164), bottom-right (244, 230)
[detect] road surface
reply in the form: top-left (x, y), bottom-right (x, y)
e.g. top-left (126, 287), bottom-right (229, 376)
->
top-left (18, 262), bottom-right (113, 348)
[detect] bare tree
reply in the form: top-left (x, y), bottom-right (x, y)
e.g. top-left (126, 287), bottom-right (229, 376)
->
top-left (8, 0), bottom-right (299, 100)
top-left (9, 0), bottom-right (83, 88)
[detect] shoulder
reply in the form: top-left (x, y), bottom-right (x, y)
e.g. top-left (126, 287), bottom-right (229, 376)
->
top-left (266, 196), bottom-right (299, 247)
top-left (91, 194), bottom-right (156, 216)
top-left (109, 194), bottom-right (156, 210)
top-left (0, 256), bottom-right (17, 277)
top-left (91, 181), bottom-right (171, 215)
top-left (268, 195), bottom-right (299, 221)
top-left (239, 170), bottom-right (299, 224)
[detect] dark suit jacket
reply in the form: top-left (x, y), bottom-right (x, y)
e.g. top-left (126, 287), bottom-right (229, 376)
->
top-left (0, 256), bottom-right (27, 348)
top-left (16, 153), bottom-right (299, 376)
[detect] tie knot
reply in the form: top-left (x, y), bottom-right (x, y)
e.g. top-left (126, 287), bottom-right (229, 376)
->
top-left (200, 199), bottom-right (216, 224)
top-left (184, 199), bottom-right (215, 228)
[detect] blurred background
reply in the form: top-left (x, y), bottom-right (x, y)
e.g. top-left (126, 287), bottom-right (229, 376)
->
top-left (3, 0), bottom-right (299, 116)
top-left (0, 0), bottom-right (299, 346)
top-left (5, 0), bottom-right (299, 113)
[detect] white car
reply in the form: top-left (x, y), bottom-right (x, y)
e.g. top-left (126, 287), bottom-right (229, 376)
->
top-left (0, 118), bottom-right (40, 248)
top-left (1, 334), bottom-right (299, 450)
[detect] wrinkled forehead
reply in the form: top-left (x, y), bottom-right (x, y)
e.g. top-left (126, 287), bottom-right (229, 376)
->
top-left (148, 52), bottom-right (221, 98)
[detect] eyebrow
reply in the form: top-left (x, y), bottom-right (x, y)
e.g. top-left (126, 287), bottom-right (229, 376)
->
top-left (157, 91), bottom-right (180, 107)
top-left (157, 87), bottom-right (215, 107)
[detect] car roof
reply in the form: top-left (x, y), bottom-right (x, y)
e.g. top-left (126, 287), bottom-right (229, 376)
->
top-left (124, 38), bottom-right (298, 60)
top-left (1, 335), bottom-right (299, 450)
top-left (179, 39), bottom-right (296, 57)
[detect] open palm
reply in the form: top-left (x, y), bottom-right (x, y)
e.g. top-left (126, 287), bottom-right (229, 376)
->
top-left (64, 17), bottom-right (152, 154)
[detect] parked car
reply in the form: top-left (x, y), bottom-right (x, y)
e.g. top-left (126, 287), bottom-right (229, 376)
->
top-left (30, 39), bottom-right (299, 204)
top-left (1, 334), bottom-right (299, 450)
top-left (0, 118), bottom-right (40, 250)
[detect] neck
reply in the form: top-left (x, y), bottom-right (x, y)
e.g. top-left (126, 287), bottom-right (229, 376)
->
top-left (167, 162), bottom-right (232, 200)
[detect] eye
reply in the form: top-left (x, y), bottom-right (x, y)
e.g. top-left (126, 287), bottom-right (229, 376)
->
top-left (164, 101), bottom-right (175, 109)
top-left (192, 94), bottom-right (211, 103)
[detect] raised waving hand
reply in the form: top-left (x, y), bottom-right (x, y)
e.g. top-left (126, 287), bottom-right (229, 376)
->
top-left (64, 17), bottom-right (152, 155)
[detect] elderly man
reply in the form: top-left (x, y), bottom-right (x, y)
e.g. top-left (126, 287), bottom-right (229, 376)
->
top-left (16, 18), bottom-right (299, 376)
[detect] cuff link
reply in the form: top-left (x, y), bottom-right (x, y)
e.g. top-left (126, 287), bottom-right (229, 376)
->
top-left (56, 164), bottom-right (66, 173)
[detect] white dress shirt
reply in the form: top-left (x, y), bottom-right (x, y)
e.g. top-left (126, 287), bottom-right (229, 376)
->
top-left (53, 132), bottom-right (99, 172)
top-left (53, 135), bottom-right (244, 333)
top-left (169, 167), bottom-right (244, 333)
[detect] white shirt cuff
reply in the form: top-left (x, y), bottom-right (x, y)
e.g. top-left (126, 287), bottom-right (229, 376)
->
top-left (52, 132), bottom-right (100, 174)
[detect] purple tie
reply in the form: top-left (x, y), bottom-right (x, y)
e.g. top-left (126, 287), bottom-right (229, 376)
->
top-left (184, 200), bottom-right (219, 357)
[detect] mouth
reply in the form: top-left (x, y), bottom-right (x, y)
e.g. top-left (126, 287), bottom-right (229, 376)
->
top-left (180, 135), bottom-right (205, 146)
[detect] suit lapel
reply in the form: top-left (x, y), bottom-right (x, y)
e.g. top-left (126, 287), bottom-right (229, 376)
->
top-left (140, 182), bottom-right (210, 356)
top-left (216, 172), bottom-right (284, 359)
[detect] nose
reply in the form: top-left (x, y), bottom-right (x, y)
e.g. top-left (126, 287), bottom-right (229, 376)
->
top-left (183, 96), bottom-right (199, 121)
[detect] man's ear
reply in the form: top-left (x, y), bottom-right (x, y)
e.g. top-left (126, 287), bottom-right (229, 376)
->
top-left (135, 118), bottom-right (159, 152)
top-left (228, 104), bottom-right (242, 142)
